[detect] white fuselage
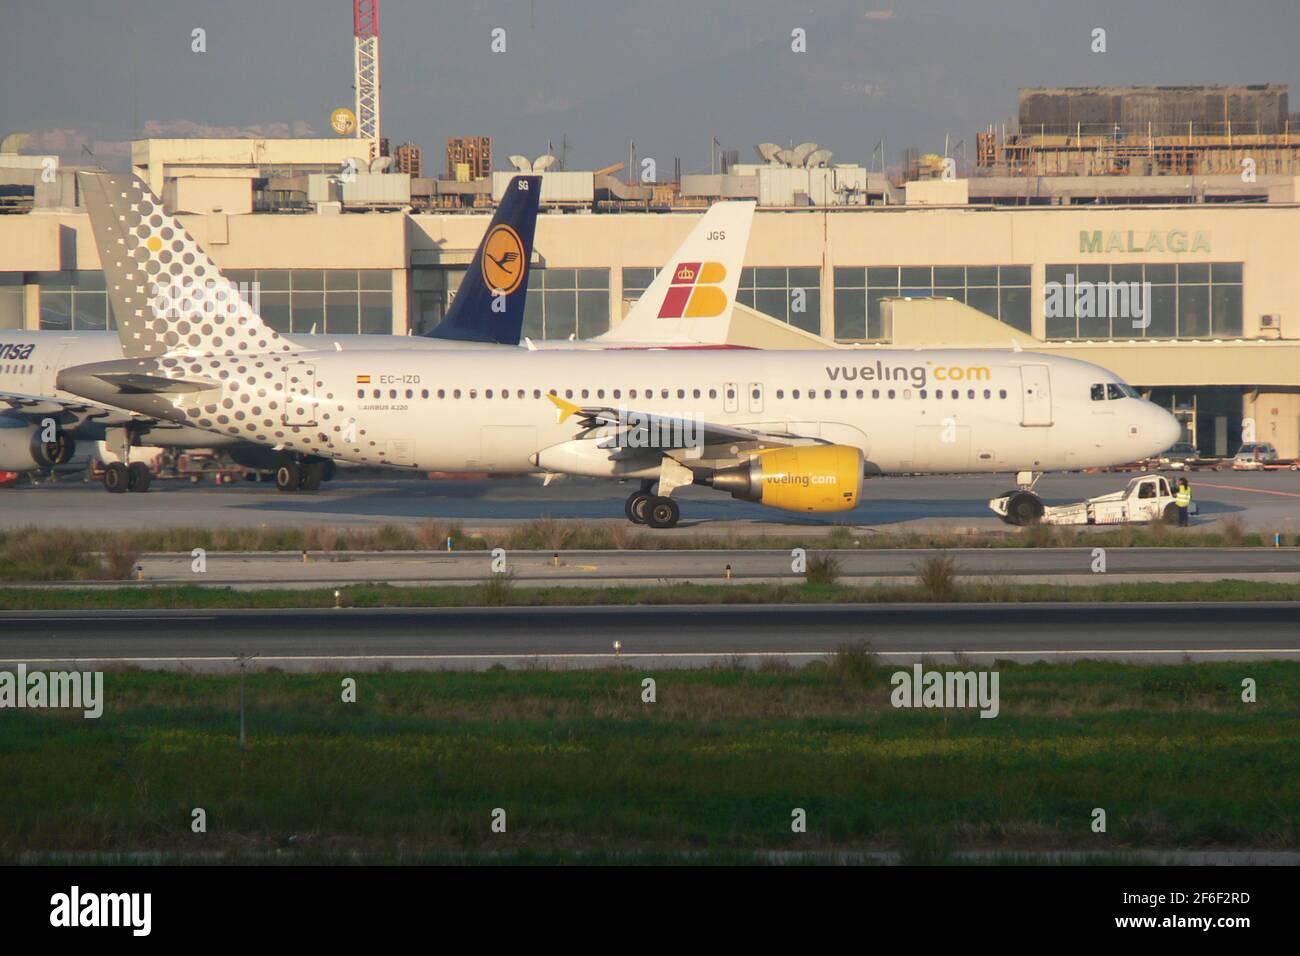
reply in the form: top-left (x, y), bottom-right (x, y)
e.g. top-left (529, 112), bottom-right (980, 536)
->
top-left (97, 347), bottom-right (1180, 476)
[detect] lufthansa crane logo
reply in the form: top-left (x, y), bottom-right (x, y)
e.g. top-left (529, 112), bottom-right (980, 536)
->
top-left (482, 224), bottom-right (526, 295)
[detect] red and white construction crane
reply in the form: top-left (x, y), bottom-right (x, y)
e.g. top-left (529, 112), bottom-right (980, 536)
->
top-left (353, 0), bottom-right (381, 161)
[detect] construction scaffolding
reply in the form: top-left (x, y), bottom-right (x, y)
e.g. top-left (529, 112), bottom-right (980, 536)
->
top-left (979, 86), bottom-right (1300, 177)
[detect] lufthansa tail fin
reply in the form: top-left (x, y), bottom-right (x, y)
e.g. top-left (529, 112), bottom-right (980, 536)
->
top-left (593, 200), bottom-right (755, 345)
top-left (427, 175), bottom-right (541, 344)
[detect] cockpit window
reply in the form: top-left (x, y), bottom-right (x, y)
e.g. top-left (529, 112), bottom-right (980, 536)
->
top-left (1091, 384), bottom-right (1105, 401)
top-left (1106, 383), bottom-right (1124, 400)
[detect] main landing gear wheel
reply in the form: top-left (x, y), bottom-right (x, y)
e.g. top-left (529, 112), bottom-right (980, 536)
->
top-left (645, 496), bottom-right (681, 529)
top-left (301, 461), bottom-right (326, 492)
top-left (103, 462), bottom-right (130, 494)
top-left (275, 462), bottom-right (302, 492)
top-left (127, 462), bottom-right (152, 493)
top-left (624, 490), bottom-right (652, 524)
top-left (1005, 490), bottom-right (1044, 526)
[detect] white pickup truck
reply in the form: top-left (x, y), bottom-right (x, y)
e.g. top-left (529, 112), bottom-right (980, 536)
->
top-left (990, 475), bottom-right (1198, 526)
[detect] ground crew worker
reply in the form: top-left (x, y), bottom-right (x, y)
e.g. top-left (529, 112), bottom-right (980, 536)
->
top-left (1174, 478), bottom-right (1192, 526)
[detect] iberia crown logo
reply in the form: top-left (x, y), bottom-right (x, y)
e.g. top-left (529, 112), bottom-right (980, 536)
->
top-left (658, 261), bottom-right (727, 319)
top-left (482, 224), bottom-right (526, 295)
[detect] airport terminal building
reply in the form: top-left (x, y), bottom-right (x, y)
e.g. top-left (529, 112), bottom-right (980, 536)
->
top-left (2, 134), bottom-right (1298, 458)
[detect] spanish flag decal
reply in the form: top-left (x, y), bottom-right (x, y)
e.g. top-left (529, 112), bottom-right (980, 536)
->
top-left (356, 374), bottom-right (371, 384)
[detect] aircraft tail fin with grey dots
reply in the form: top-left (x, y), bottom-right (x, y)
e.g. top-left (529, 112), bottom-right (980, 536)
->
top-left (80, 172), bottom-right (292, 359)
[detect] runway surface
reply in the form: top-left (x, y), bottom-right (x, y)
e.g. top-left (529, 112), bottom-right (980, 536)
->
top-left (3, 603), bottom-right (1296, 669)
top-left (40, 545), bottom-right (1300, 588)
top-left (6, 471), bottom-right (1300, 534)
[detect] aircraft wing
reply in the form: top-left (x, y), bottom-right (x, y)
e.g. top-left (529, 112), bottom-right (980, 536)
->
top-left (547, 394), bottom-right (810, 459)
top-left (0, 389), bottom-right (112, 426)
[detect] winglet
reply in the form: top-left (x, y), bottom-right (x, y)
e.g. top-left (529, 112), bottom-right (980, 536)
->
top-left (546, 392), bottom-right (581, 423)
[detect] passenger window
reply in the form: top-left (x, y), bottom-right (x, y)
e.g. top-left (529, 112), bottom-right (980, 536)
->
top-left (983, 389), bottom-right (991, 399)
top-left (661, 389), bottom-right (669, 399)
top-left (581, 389), bottom-right (589, 399)
top-left (356, 389), bottom-right (364, 398)
top-left (372, 389), bottom-right (380, 399)
top-left (677, 389), bottom-right (685, 399)
top-left (533, 389), bottom-right (541, 399)
top-left (792, 389), bottom-right (800, 399)
top-left (405, 389), bottom-right (413, 399)
top-left (438, 389), bottom-right (446, 399)
top-left (856, 389), bottom-right (863, 399)
top-left (453, 389), bottom-right (461, 399)
top-left (903, 389), bottom-right (912, 400)
top-left (565, 389), bottom-right (573, 399)
top-left (597, 389), bottom-right (604, 399)
top-left (872, 389), bottom-right (880, 399)
top-left (999, 389), bottom-right (1007, 399)
top-left (920, 389), bottom-right (928, 399)
top-left (709, 389), bottom-right (717, 399)
top-left (421, 389), bottom-right (429, 399)
top-left (629, 389), bottom-right (638, 399)
top-left (967, 389), bottom-right (975, 399)
top-left (613, 389), bottom-right (621, 400)
top-left (887, 389), bottom-right (895, 399)
top-left (839, 389), bottom-right (847, 399)
top-left (776, 389), bottom-right (784, 399)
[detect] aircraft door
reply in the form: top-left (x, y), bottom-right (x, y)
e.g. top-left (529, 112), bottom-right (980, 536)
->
top-left (1019, 364), bottom-right (1053, 426)
top-left (282, 363), bottom-right (318, 427)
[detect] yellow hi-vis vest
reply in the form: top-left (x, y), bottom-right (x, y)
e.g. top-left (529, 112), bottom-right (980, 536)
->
top-left (1175, 486), bottom-right (1192, 507)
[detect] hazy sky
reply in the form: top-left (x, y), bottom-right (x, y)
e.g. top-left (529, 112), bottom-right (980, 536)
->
top-left (3, 0), bottom-right (1299, 172)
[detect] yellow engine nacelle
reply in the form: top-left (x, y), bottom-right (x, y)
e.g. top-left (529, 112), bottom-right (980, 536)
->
top-left (709, 445), bottom-right (863, 512)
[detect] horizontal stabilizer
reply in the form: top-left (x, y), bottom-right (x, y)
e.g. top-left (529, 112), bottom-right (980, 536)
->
top-left (91, 373), bottom-right (216, 395)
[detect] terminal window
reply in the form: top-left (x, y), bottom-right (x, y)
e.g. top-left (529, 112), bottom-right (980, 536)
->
top-left (36, 270), bottom-right (112, 331)
top-left (833, 265), bottom-right (1031, 340)
top-left (0, 273), bottom-right (23, 330)
top-left (1044, 262), bottom-right (1242, 339)
top-left (224, 270), bottom-right (392, 335)
top-left (522, 268), bottom-right (609, 340)
top-left (735, 267), bottom-right (821, 333)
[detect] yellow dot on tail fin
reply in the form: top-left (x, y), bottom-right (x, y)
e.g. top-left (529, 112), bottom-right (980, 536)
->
top-left (147, 236), bottom-right (162, 252)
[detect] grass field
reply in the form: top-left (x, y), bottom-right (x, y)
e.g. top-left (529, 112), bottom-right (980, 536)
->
top-left (1, 660), bottom-right (1296, 862)
top-left (1, 518), bottom-right (1294, 583)
top-left (2, 578), bottom-right (1299, 610)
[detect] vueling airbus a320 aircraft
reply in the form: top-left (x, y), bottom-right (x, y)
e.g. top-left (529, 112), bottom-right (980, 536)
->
top-left (60, 174), bottom-right (1180, 527)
